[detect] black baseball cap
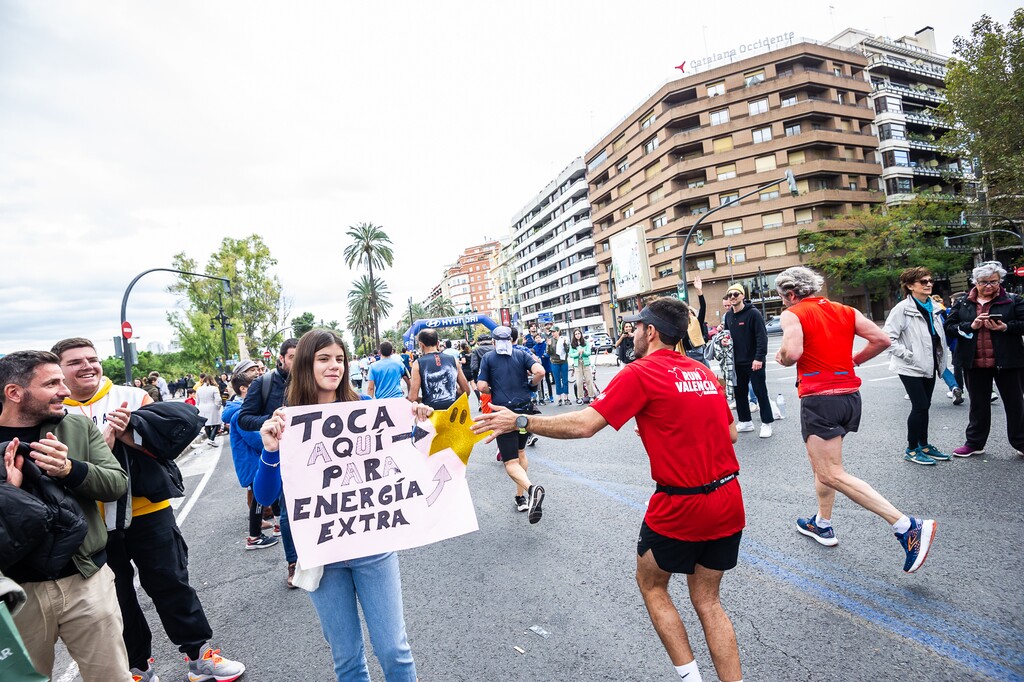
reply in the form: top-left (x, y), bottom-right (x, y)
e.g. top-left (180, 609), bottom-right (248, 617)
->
top-left (622, 306), bottom-right (684, 339)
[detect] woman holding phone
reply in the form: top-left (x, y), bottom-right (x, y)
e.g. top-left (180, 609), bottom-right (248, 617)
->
top-left (943, 261), bottom-right (1024, 458)
top-left (255, 329), bottom-right (432, 681)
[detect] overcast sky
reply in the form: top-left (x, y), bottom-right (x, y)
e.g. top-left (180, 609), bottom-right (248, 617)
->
top-left (1, 0), bottom-right (1014, 358)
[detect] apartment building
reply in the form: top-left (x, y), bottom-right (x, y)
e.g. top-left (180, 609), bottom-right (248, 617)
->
top-left (830, 26), bottom-right (973, 204)
top-left (494, 236), bottom-right (521, 325)
top-left (585, 41), bottom-right (885, 326)
top-left (510, 158), bottom-right (604, 334)
top-left (453, 240), bottom-right (501, 319)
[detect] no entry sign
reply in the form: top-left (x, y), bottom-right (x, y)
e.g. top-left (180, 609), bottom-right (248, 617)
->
top-left (121, 321), bottom-right (133, 339)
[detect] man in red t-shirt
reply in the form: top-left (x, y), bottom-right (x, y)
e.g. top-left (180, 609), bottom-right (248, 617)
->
top-left (774, 266), bottom-right (937, 574)
top-left (473, 297), bottom-right (744, 682)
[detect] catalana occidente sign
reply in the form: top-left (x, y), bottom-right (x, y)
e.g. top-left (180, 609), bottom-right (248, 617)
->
top-left (682, 31), bottom-right (796, 73)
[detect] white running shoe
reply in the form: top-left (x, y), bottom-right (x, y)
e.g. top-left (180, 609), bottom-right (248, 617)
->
top-left (736, 421), bottom-right (755, 432)
top-left (759, 423), bottom-right (773, 438)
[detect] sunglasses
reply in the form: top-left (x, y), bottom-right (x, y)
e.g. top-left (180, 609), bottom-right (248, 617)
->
top-left (726, 292), bottom-right (742, 299)
top-left (917, 278), bottom-right (933, 285)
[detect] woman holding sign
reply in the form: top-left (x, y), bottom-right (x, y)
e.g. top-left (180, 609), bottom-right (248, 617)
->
top-left (256, 329), bottom-right (430, 682)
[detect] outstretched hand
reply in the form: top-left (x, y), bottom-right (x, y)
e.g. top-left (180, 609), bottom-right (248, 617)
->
top-left (470, 404), bottom-right (517, 444)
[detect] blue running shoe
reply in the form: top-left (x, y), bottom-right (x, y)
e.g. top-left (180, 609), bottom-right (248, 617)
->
top-left (796, 514), bottom-right (837, 547)
top-left (904, 447), bottom-right (936, 465)
top-left (919, 444), bottom-right (950, 461)
top-left (896, 517), bottom-right (937, 573)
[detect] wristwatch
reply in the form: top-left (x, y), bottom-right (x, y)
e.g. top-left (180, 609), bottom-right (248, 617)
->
top-left (515, 415), bottom-right (529, 431)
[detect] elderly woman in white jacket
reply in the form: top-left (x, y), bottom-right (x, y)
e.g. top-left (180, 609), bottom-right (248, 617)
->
top-left (883, 267), bottom-right (951, 465)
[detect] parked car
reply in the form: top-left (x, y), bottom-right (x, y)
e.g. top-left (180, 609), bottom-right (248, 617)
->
top-left (765, 315), bottom-right (783, 335)
top-left (587, 333), bottom-right (614, 353)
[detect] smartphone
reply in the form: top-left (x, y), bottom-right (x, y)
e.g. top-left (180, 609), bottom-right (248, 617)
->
top-left (987, 313), bottom-right (1002, 319)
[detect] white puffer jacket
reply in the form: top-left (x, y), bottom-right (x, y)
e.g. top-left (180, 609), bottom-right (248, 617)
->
top-left (883, 296), bottom-right (949, 378)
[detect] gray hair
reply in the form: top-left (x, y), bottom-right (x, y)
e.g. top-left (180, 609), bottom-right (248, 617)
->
top-left (971, 261), bottom-right (1006, 283)
top-left (775, 266), bottom-right (824, 300)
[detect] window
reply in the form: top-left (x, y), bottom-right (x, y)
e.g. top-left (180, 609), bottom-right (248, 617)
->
top-left (788, 150), bottom-right (805, 165)
top-left (707, 80), bottom-right (725, 97)
top-left (696, 257), bottom-right (716, 270)
top-left (795, 178), bottom-right (809, 194)
top-left (729, 248), bottom-right (747, 263)
top-left (886, 177), bottom-right (914, 194)
top-left (766, 241), bottom-right (788, 258)
top-left (878, 122), bottom-right (906, 141)
top-left (874, 96), bottom-right (902, 114)
top-left (716, 163), bottom-right (736, 180)
top-left (759, 188), bottom-right (780, 201)
top-left (882, 150), bottom-right (910, 167)
top-left (641, 110), bottom-right (657, 129)
top-left (799, 242), bottom-right (816, 254)
top-left (686, 176), bottom-right (705, 189)
top-left (648, 185), bottom-right (664, 203)
top-left (658, 266), bottom-right (674, 278)
top-left (710, 108), bottom-right (730, 125)
top-left (723, 219), bottom-right (743, 236)
top-left (587, 150), bottom-right (608, 173)
top-left (612, 134), bottom-right (626, 151)
top-left (785, 122), bottom-right (802, 136)
top-left (755, 155), bottom-right (777, 173)
top-left (713, 136), bottom-right (734, 153)
top-left (654, 238), bottom-right (673, 254)
top-left (645, 163), bottom-right (661, 181)
top-left (748, 98), bottom-right (769, 116)
top-left (719, 191), bottom-right (739, 206)
top-left (762, 212), bottom-right (783, 229)
top-left (643, 137), bottom-right (660, 154)
top-left (795, 208), bottom-right (814, 224)
top-left (753, 126), bottom-right (773, 144)
top-left (622, 204), bottom-right (635, 219)
top-left (616, 159), bottom-right (630, 174)
top-left (836, 92), bottom-right (846, 105)
top-left (653, 214), bottom-right (668, 228)
top-left (744, 69), bottom-right (766, 87)
top-left (833, 67), bottom-right (842, 77)
top-left (618, 179), bottom-right (632, 195)
top-left (781, 95), bottom-right (798, 107)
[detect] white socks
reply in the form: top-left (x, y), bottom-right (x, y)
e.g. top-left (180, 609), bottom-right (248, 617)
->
top-left (675, 660), bottom-right (702, 680)
top-left (815, 516), bottom-right (832, 529)
top-left (892, 515), bottom-right (912, 535)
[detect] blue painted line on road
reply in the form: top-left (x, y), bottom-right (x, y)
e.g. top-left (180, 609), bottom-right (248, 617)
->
top-left (531, 454), bottom-right (1024, 682)
top-left (741, 550), bottom-right (1022, 682)
top-left (744, 540), bottom-right (1024, 670)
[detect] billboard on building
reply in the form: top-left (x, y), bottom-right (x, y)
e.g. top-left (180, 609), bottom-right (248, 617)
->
top-left (610, 225), bottom-right (652, 298)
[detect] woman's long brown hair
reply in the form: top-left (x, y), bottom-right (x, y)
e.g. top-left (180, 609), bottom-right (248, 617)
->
top-left (285, 329), bottom-right (360, 407)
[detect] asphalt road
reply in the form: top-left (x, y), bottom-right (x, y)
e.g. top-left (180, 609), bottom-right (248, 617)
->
top-left (53, 339), bottom-right (1024, 682)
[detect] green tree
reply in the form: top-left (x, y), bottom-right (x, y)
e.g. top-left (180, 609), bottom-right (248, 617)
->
top-left (290, 312), bottom-right (316, 338)
top-left (427, 297), bottom-right (456, 318)
top-left (343, 222), bottom-right (394, 347)
top-left (347, 275), bottom-right (392, 356)
top-left (167, 235), bottom-right (286, 368)
top-left (798, 202), bottom-right (972, 303)
top-left (939, 10), bottom-right (1024, 214)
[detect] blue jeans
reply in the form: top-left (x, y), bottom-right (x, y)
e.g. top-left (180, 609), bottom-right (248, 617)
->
top-left (278, 491), bottom-right (297, 563)
top-left (551, 362), bottom-right (569, 395)
top-left (941, 368), bottom-right (959, 391)
top-left (308, 552), bottom-right (416, 682)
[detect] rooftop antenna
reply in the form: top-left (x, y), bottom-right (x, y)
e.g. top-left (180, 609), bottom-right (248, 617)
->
top-left (829, 5), bottom-right (836, 35)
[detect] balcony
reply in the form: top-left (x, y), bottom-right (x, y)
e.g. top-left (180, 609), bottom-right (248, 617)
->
top-left (867, 54), bottom-right (947, 85)
top-left (873, 81), bottom-right (945, 104)
top-left (904, 110), bottom-right (950, 130)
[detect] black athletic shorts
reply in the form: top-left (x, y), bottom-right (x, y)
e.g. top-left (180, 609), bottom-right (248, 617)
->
top-left (496, 430), bottom-right (529, 461)
top-left (636, 522), bottom-right (742, 574)
top-left (800, 392), bottom-right (862, 443)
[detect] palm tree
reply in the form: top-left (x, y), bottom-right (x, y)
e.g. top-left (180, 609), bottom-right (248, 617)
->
top-left (347, 275), bottom-right (392, 353)
top-left (343, 222), bottom-right (394, 347)
top-left (427, 297), bottom-right (456, 318)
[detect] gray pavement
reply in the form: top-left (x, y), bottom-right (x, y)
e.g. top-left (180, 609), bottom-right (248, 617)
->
top-left (54, 339), bottom-right (1024, 681)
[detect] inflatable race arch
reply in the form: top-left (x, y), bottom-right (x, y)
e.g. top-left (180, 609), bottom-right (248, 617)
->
top-left (402, 314), bottom-right (499, 350)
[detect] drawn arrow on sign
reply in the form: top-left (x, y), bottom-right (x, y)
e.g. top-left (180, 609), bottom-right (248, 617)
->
top-left (426, 465), bottom-right (452, 506)
top-left (392, 425), bottom-right (431, 444)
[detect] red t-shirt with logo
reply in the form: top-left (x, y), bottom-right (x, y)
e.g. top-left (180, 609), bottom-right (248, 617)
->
top-left (590, 348), bottom-right (744, 541)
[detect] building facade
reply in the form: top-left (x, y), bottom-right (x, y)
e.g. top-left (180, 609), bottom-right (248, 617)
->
top-left (585, 42), bottom-right (885, 328)
top-left (451, 240), bottom-right (500, 319)
top-left (829, 26), bottom-right (973, 204)
top-left (510, 158), bottom-right (604, 334)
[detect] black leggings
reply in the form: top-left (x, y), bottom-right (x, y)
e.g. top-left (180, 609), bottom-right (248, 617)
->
top-left (899, 374), bottom-right (936, 449)
top-left (248, 487), bottom-right (282, 537)
top-left (204, 425), bottom-right (218, 441)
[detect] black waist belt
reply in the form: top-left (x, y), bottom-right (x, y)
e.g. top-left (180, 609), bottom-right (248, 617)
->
top-left (656, 472), bottom-right (738, 496)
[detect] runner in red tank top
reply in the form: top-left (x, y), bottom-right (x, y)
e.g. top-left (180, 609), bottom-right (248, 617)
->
top-left (774, 266), bottom-right (938, 574)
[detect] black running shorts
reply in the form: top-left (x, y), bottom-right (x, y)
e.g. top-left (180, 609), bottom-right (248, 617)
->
top-left (636, 522), bottom-right (742, 574)
top-left (496, 430), bottom-right (529, 461)
top-left (800, 392), bottom-right (862, 443)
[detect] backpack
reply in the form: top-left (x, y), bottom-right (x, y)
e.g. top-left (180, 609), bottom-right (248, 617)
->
top-left (261, 368), bottom-right (277, 405)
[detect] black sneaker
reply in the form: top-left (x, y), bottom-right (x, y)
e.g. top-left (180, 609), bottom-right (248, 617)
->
top-left (952, 387), bottom-right (964, 405)
top-left (527, 485), bottom-right (545, 524)
top-left (527, 435), bottom-right (539, 447)
top-left (514, 495), bottom-right (528, 512)
top-left (245, 534), bottom-right (279, 551)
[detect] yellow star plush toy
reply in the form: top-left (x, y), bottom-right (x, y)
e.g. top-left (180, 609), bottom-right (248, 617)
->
top-left (427, 393), bottom-right (489, 465)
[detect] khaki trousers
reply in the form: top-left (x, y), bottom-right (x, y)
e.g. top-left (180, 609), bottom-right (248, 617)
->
top-left (13, 564), bottom-right (132, 682)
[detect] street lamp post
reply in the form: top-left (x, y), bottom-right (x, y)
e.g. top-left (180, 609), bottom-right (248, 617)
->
top-left (209, 290), bottom-right (232, 374)
top-left (649, 170), bottom-right (798, 302)
top-left (120, 268), bottom-right (231, 387)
